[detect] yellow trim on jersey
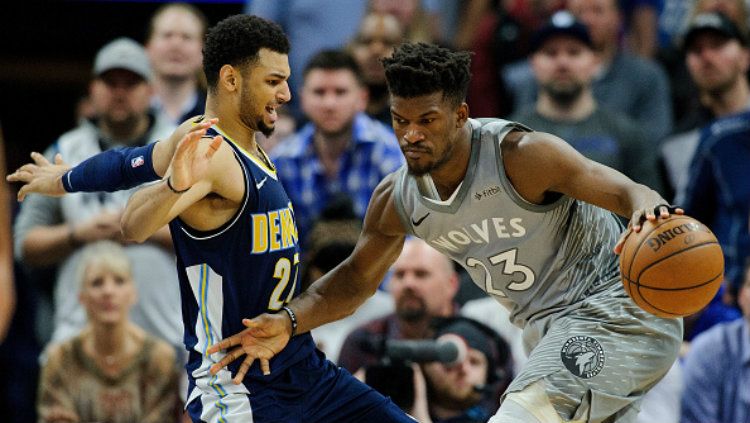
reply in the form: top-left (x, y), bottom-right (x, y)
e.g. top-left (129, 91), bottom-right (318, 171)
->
top-left (212, 125), bottom-right (277, 176)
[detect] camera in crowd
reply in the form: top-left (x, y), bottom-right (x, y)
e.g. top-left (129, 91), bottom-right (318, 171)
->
top-left (362, 317), bottom-right (514, 413)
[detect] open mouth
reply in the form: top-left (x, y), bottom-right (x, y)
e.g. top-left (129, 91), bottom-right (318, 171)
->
top-left (265, 105), bottom-right (278, 123)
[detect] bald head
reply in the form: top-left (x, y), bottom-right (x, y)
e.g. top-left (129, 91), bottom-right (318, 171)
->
top-left (389, 238), bottom-right (458, 322)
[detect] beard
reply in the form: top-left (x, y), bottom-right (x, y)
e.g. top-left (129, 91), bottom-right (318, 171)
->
top-left (257, 120), bottom-right (275, 137)
top-left (405, 138), bottom-right (456, 177)
top-left (395, 296), bottom-right (428, 322)
top-left (542, 81), bottom-right (584, 107)
top-left (240, 83), bottom-right (275, 137)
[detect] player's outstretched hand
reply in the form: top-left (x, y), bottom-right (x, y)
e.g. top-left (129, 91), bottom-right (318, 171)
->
top-left (613, 204), bottom-right (684, 255)
top-left (168, 129), bottom-right (223, 192)
top-left (6, 152), bottom-right (70, 201)
top-left (206, 313), bottom-right (291, 384)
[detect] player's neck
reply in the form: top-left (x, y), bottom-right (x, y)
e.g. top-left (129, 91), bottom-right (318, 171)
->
top-left (205, 97), bottom-right (258, 151)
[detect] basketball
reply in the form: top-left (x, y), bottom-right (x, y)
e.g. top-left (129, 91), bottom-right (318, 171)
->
top-left (619, 215), bottom-right (724, 318)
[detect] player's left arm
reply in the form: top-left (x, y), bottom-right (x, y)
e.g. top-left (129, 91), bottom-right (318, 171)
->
top-left (7, 117), bottom-right (216, 201)
top-left (503, 130), bottom-right (682, 252)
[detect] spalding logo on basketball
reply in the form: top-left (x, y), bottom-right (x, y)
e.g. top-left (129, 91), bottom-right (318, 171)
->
top-left (620, 215), bottom-right (724, 318)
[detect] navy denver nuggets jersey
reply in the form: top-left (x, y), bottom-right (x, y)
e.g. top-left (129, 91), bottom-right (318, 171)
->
top-left (170, 126), bottom-right (315, 405)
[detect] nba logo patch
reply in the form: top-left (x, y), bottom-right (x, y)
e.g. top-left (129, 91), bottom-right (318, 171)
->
top-left (131, 156), bottom-right (145, 168)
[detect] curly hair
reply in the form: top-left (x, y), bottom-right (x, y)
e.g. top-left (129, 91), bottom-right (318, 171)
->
top-left (203, 15), bottom-right (290, 91)
top-left (382, 43), bottom-right (471, 106)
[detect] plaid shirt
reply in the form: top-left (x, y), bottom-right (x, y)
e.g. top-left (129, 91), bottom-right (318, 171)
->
top-left (271, 113), bottom-right (404, 245)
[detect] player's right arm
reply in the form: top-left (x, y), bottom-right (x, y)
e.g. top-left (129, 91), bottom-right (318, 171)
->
top-left (206, 173), bottom-right (407, 382)
top-left (6, 117), bottom-right (216, 201)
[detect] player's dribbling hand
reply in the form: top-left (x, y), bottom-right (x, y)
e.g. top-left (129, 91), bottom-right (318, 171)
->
top-left (206, 313), bottom-right (291, 384)
top-left (613, 204), bottom-right (684, 255)
top-left (6, 152), bottom-right (70, 201)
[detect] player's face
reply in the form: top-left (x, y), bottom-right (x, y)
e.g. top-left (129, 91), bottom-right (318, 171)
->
top-left (351, 14), bottom-right (403, 85)
top-left (686, 33), bottom-right (749, 96)
top-left (532, 36), bottom-right (596, 105)
top-left (239, 49), bottom-right (291, 137)
top-left (422, 348), bottom-right (488, 407)
top-left (91, 69), bottom-right (152, 128)
top-left (79, 263), bottom-right (136, 325)
top-left (301, 69), bottom-right (366, 136)
top-left (568, 0), bottom-right (620, 50)
top-left (391, 92), bottom-right (465, 176)
top-left (147, 8), bottom-right (203, 81)
top-left (389, 240), bottom-right (456, 322)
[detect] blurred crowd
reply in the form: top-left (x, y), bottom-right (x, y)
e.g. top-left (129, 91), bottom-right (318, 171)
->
top-left (1, 0), bottom-right (750, 422)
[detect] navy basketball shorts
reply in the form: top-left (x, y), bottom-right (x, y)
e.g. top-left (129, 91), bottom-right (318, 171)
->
top-left (187, 349), bottom-right (416, 423)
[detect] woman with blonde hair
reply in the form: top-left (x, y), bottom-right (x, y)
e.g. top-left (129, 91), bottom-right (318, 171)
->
top-left (37, 241), bottom-right (179, 423)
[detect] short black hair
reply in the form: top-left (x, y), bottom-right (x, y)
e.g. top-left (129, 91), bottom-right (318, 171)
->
top-left (202, 15), bottom-right (290, 91)
top-left (303, 49), bottom-right (364, 85)
top-left (382, 43), bottom-right (471, 106)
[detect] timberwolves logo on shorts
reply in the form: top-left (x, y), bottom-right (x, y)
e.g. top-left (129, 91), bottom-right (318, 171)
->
top-left (560, 336), bottom-right (605, 378)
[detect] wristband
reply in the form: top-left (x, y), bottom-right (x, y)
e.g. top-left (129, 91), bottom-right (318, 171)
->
top-left (281, 306), bottom-right (298, 337)
top-left (166, 176), bottom-right (189, 194)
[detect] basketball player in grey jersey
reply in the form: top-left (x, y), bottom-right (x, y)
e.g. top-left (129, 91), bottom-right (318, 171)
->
top-left (208, 43), bottom-right (683, 422)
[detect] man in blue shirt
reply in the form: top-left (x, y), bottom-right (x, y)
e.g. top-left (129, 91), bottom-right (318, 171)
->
top-left (271, 50), bottom-right (404, 247)
top-left (681, 13), bottom-right (750, 337)
top-left (681, 259), bottom-right (750, 423)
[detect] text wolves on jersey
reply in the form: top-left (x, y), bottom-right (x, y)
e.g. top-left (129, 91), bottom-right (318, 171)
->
top-left (251, 202), bottom-right (299, 253)
top-left (431, 217), bottom-right (526, 252)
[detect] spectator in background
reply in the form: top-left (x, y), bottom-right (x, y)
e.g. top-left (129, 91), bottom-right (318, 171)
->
top-left (568, 0), bottom-right (674, 139)
top-left (680, 258), bottom-right (750, 423)
top-left (411, 317), bottom-right (513, 423)
top-left (658, 0), bottom-right (749, 201)
top-left (247, 0), bottom-right (368, 118)
top-left (37, 241), bottom-right (179, 423)
top-left (338, 237), bottom-right (459, 374)
top-left (450, 0), bottom-right (520, 118)
top-left (506, 0), bottom-right (674, 139)
top-left (0, 127), bottom-right (13, 344)
top-left (622, 0), bottom-right (662, 58)
top-left (513, 11), bottom-right (662, 192)
top-left (349, 12), bottom-right (405, 126)
top-left (271, 50), bottom-right (403, 246)
top-left (13, 38), bottom-right (183, 354)
top-left (681, 12), bottom-right (750, 336)
top-left (146, 3), bottom-right (207, 126)
top-left (370, 0), bottom-right (436, 43)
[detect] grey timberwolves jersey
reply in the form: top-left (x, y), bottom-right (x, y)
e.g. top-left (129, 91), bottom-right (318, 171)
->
top-left (394, 118), bottom-right (624, 327)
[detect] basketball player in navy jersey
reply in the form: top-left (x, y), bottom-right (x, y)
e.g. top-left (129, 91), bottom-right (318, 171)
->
top-left (206, 43), bottom-right (684, 422)
top-left (9, 15), bottom-right (415, 423)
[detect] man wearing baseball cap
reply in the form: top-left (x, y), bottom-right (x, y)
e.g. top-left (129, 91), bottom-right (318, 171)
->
top-left (681, 11), bottom-right (750, 346)
top-left (14, 37), bottom-right (183, 366)
top-left (512, 11), bottom-right (661, 193)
